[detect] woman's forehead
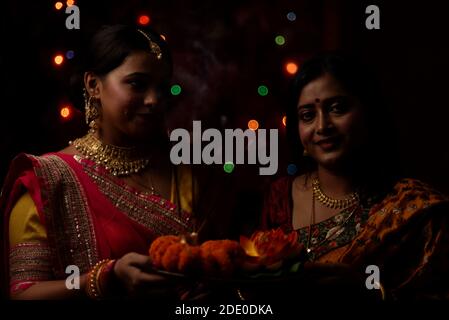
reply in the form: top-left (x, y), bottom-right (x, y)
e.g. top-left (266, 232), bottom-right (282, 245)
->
top-left (299, 73), bottom-right (349, 104)
top-left (109, 51), bottom-right (170, 78)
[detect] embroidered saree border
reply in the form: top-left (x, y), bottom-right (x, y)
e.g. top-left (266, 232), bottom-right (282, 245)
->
top-left (9, 242), bottom-right (52, 289)
top-left (31, 155), bottom-right (98, 277)
top-left (76, 155), bottom-right (192, 236)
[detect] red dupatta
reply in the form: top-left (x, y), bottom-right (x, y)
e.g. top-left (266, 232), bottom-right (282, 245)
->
top-left (0, 152), bottom-right (193, 298)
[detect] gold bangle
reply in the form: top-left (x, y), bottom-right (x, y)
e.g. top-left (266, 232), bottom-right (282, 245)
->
top-left (86, 259), bottom-right (110, 300)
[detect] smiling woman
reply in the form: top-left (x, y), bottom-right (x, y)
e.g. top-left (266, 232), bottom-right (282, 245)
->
top-left (0, 25), bottom-right (199, 300)
top-left (260, 53), bottom-right (449, 301)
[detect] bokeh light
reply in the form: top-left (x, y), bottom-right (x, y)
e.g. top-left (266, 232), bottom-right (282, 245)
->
top-left (287, 12), bottom-right (297, 21)
top-left (248, 119), bottom-right (259, 131)
top-left (55, 2), bottom-right (63, 10)
top-left (171, 84), bottom-right (182, 96)
top-left (66, 0), bottom-right (75, 6)
top-left (66, 50), bottom-right (75, 59)
top-left (275, 35), bottom-right (286, 46)
top-left (53, 54), bottom-right (64, 66)
top-left (223, 162), bottom-right (235, 173)
top-left (287, 164), bottom-right (298, 175)
top-left (160, 34), bottom-right (166, 41)
top-left (257, 85), bottom-right (269, 96)
top-left (285, 62), bottom-right (298, 75)
top-left (282, 115), bottom-right (287, 127)
top-left (60, 106), bottom-right (72, 119)
top-left (138, 15), bottom-right (150, 26)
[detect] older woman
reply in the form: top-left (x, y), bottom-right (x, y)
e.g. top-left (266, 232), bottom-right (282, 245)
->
top-left (0, 25), bottom-right (198, 299)
top-left (262, 53), bottom-right (449, 300)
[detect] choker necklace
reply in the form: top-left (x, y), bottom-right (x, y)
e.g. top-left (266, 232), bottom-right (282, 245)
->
top-left (70, 132), bottom-right (150, 176)
top-left (312, 177), bottom-right (359, 210)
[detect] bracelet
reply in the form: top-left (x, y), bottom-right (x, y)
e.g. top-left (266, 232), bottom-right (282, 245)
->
top-left (86, 259), bottom-right (115, 300)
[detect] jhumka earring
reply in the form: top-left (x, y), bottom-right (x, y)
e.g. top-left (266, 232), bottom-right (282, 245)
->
top-left (84, 89), bottom-right (100, 133)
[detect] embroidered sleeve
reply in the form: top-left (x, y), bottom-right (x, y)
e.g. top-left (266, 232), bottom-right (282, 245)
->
top-left (8, 192), bottom-right (53, 295)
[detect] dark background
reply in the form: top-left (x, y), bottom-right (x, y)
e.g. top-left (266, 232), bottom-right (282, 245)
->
top-left (1, 0), bottom-right (448, 203)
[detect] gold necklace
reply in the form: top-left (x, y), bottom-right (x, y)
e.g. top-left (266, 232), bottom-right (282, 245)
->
top-left (312, 177), bottom-right (359, 210)
top-left (70, 132), bottom-right (150, 176)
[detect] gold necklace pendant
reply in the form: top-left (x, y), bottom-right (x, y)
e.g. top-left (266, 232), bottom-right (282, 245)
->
top-left (312, 177), bottom-right (359, 210)
top-left (70, 133), bottom-right (150, 176)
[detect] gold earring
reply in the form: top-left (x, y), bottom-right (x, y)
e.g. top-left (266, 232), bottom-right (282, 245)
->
top-left (84, 93), bottom-right (100, 133)
top-left (303, 149), bottom-right (309, 157)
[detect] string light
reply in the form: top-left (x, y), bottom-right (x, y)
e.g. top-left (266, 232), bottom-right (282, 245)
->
top-left (171, 84), bottom-right (182, 96)
top-left (224, 162), bottom-right (235, 173)
top-left (275, 35), bottom-right (286, 46)
top-left (160, 34), bottom-right (166, 41)
top-left (287, 164), bottom-right (298, 175)
top-left (66, 50), bottom-right (75, 59)
top-left (287, 12), bottom-right (297, 21)
top-left (53, 54), bottom-right (64, 66)
top-left (285, 61), bottom-right (298, 75)
top-left (282, 115), bottom-right (287, 127)
top-left (257, 85), bottom-right (269, 96)
top-left (138, 15), bottom-right (150, 26)
top-left (248, 119), bottom-right (259, 131)
top-left (55, 2), bottom-right (63, 10)
top-left (60, 105), bottom-right (72, 120)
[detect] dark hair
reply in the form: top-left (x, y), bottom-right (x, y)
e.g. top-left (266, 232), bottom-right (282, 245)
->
top-left (70, 24), bottom-right (172, 103)
top-left (286, 53), bottom-right (401, 195)
top-left (85, 24), bottom-right (172, 77)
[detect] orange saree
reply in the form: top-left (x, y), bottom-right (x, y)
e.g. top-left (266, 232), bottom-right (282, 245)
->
top-left (262, 177), bottom-right (449, 299)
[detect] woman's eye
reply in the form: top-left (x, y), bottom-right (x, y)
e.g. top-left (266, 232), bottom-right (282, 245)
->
top-left (299, 111), bottom-right (315, 122)
top-left (330, 103), bottom-right (349, 114)
top-left (128, 80), bottom-right (147, 90)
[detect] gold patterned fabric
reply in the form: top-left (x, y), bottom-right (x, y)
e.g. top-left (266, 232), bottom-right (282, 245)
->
top-left (262, 177), bottom-right (449, 299)
top-left (1, 152), bottom-right (195, 297)
top-left (9, 242), bottom-right (52, 294)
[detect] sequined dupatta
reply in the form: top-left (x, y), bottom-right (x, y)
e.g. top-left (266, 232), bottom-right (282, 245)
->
top-left (1, 152), bottom-right (193, 297)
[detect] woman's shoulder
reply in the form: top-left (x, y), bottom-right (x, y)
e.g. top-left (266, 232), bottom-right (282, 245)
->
top-left (369, 177), bottom-right (448, 215)
top-left (393, 178), bottom-right (447, 200)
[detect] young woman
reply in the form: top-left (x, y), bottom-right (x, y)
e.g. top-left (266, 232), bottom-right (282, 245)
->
top-left (1, 25), bottom-right (198, 299)
top-left (262, 53), bottom-right (449, 300)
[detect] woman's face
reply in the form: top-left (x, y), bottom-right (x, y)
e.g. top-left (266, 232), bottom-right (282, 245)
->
top-left (297, 73), bottom-right (367, 170)
top-left (91, 50), bottom-right (171, 144)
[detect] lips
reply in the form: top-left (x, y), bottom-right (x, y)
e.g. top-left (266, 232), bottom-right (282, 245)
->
top-left (315, 137), bottom-right (340, 150)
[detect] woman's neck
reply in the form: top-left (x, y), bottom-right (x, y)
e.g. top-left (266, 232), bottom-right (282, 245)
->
top-left (95, 129), bottom-right (168, 157)
top-left (316, 165), bottom-right (356, 198)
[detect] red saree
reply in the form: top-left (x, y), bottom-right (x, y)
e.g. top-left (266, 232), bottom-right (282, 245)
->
top-left (0, 152), bottom-right (194, 298)
top-left (262, 176), bottom-right (449, 299)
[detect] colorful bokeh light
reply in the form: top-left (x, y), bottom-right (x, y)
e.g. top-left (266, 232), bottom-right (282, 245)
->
top-left (53, 54), bottom-right (64, 66)
top-left (257, 85), bottom-right (269, 96)
top-left (248, 119), bottom-right (259, 131)
top-left (138, 15), bottom-right (150, 26)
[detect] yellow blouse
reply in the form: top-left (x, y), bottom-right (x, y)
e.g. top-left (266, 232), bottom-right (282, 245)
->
top-left (9, 165), bottom-right (194, 249)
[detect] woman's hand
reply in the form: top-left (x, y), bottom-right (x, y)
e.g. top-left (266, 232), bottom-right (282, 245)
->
top-left (113, 252), bottom-right (179, 298)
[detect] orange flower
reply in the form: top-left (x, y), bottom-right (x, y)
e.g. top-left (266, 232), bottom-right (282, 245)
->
top-left (240, 228), bottom-right (304, 270)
